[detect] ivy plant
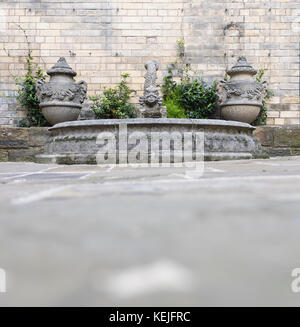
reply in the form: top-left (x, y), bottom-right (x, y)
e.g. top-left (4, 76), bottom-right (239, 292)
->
top-left (4, 25), bottom-right (49, 127)
top-left (16, 52), bottom-right (48, 127)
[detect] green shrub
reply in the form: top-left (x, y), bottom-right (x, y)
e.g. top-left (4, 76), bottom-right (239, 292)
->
top-left (178, 80), bottom-right (218, 119)
top-left (16, 53), bottom-right (48, 127)
top-left (161, 73), bottom-right (177, 101)
top-left (90, 73), bottom-right (137, 119)
top-left (164, 89), bottom-right (186, 118)
top-left (161, 38), bottom-right (218, 119)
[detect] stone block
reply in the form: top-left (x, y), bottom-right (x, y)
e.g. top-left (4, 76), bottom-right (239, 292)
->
top-left (274, 126), bottom-right (300, 147)
top-left (0, 127), bottom-right (29, 149)
top-left (8, 147), bottom-right (44, 162)
top-left (0, 149), bottom-right (8, 162)
top-left (265, 147), bottom-right (292, 157)
top-left (253, 126), bottom-right (274, 146)
top-left (291, 148), bottom-right (300, 156)
top-left (28, 128), bottom-right (51, 147)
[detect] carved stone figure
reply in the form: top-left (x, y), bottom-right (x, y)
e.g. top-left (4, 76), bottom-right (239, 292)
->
top-left (217, 57), bottom-right (266, 124)
top-left (138, 60), bottom-right (166, 118)
top-left (36, 57), bottom-right (87, 126)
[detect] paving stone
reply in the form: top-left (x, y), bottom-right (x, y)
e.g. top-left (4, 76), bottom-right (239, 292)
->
top-left (0, 158), bottom-right (300, 306)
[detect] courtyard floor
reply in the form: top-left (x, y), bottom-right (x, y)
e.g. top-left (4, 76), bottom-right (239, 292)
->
top-left (0, 157), bottom-right (300, 306)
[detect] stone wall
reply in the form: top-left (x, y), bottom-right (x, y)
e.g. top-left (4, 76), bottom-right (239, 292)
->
top-left (0, 125), bottom-right (299, 163)
top-left (0, 0), bottom-right (299, 126)
top-left (0, 127), bottom-right (50, 161)
top-left (254, 125), bottom-right (300, 156)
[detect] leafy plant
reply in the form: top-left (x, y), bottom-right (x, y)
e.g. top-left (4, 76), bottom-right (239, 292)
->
top-left (161, 38), bottom-right (196, 101)
top-left (4, 25), bottom-right (49, 127)
top-left (90, 73), bottom-right (137, 119)
top-left (161, 73), bottom-right (177, 101)
top-left (16, 53), bottom-right (48, 127)
top-left (253, 68), bottom-right (273, 126)
top-left (178, 80), bottom-right (218, 119)
top-left (164, 89), bottom-right (186, 118)
top-left (176, 38), bottom-right (185, 58)
top-left (162, 39), bottom-right (217, 119)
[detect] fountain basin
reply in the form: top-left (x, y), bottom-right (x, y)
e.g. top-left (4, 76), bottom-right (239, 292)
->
top-left (36, 118), bottom-right (265, 165)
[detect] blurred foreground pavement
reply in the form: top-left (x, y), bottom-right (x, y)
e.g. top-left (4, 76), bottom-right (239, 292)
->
top-left (0, 157), bottom-right (300, 306)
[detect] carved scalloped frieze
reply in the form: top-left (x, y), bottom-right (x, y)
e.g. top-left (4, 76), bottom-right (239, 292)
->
top-left (36, 80), bottom-right (87, 104)
top-left (217, 80), bottom-right (266, 105)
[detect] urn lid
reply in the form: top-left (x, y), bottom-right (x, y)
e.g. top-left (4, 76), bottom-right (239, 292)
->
top-left (227, 57), bottom-right (257, 76)
top-left (47, 57), bottom-right (77, 77)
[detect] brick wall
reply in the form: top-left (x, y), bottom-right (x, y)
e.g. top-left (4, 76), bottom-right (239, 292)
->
top-left (0, 0), bottom-right (299, 126)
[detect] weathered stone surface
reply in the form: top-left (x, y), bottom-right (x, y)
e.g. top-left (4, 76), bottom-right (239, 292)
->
top-left (0, 127), bottom-right (29, 149)
top-left (8, 147), bottom-right (44, 162)
top-left (263, 147), bottom-right (292, 157)
top-left (274, 126), bottom-right (300, 148)
top-left (217, 57), bottom-right (265, 124)
top-left (254, 126), bottom-right (274, 147)
top-left (2, 157), bottom-right (300, 306)
top-left (79, 103), bottom-right (96, 120)
top-left (291, 148), bottom-right (300, 156)
top-left (254, 125), bottom-right (300, 157)
top-left (138, 60), bottom-right (166, 119)
top-left (28, 127), bottom-right (51, 147)
top-left (36, 57), bottom-right (87, 126)
top-left (27, 127), bottom-right (49, 146)
top-left (38, 118), bottom-right (263, 164)
top-left (0, 149), bottom-right (8, 161)
top-left (0, 127), bottom-right (50, 162)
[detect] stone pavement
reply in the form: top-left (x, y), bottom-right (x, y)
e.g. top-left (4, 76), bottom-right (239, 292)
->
top-left (0, 157), bottom-right (300, 306)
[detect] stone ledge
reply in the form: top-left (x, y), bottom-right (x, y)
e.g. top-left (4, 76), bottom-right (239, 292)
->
top-left (50, 118), bottom-right (256, 130)
top-left (42, 118), bottom-right (263, 164)
top-left (0, 127), bottom-right (50, 162)
top-left (254, 125), bottom-right (300, 156)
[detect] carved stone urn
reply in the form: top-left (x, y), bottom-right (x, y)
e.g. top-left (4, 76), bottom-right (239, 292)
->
top-left (36, 57), bottom-right (87, 126)
top-left (218, 57), bottom-right (266, 124)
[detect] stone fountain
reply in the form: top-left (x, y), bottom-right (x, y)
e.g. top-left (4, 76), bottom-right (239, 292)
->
top-left (36, 59), bottom-right (265, 165)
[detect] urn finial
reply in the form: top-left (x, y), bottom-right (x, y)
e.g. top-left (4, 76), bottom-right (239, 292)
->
top-left (227, 56), bottom-right (257, 77)
top-left (47, 57), bottom-right (77, 77)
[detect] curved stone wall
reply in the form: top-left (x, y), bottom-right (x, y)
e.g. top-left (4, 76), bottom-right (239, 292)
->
top-left (37, 118), bottom-right (264, 164)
